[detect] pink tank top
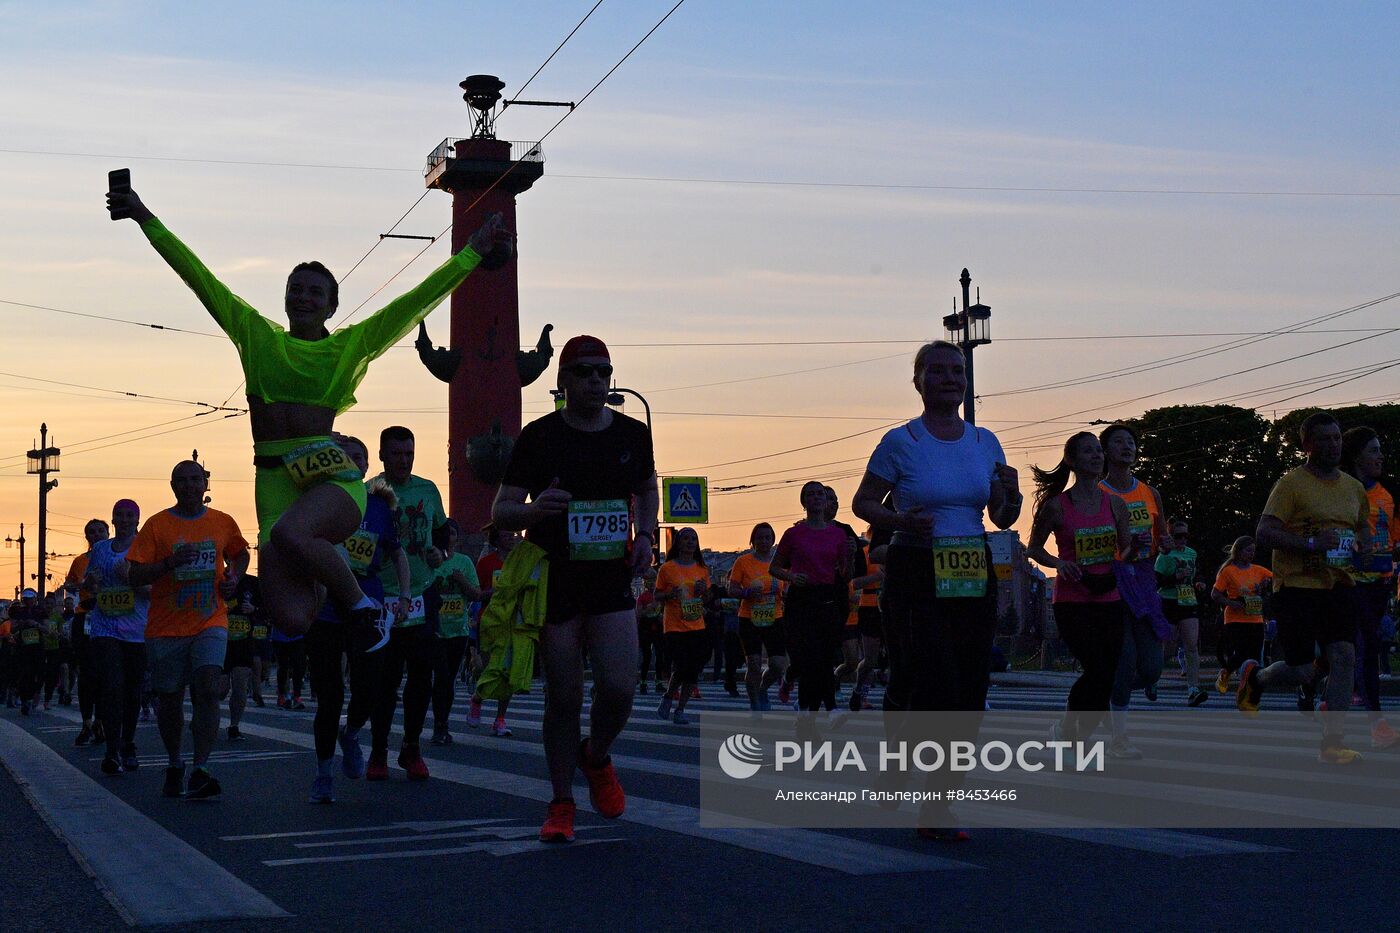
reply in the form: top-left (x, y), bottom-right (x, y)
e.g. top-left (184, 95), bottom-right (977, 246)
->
top-left (1053, 490), bottom-right (1119, 604)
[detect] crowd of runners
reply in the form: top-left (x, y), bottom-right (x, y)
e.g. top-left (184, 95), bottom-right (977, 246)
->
top-left (1, 181), bottom-right (1396, 845)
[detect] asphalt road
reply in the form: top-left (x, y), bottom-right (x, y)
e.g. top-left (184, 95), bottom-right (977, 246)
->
top-left (3, 676), bottom-right (1399, 933)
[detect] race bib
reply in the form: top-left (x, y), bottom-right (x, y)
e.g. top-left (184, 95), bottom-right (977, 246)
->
top-left (251, 624), bottom-right (270, 641)
top-left (1125, 501), bottom-right (1153, 543)
top-left (680, 598), bottom-right (704, 622)
top-left (397, 594), bottom-right (427, 627)
top-left (1326, 530), bottom-right (1356, 569)
top-left (1175, 583), bottom-right (1197, 607)
top-left (1242, 595), bottom-right (1264, 617)
top-left (751, 600), bottom-right (777, 626)
top-left (227, 614), bottom-right (251, 640)
top-left (20, 628), bottom-right (40, 646)
top-left (440, 595), bottom-right (468, 621)
top-left (1074, 526), bottom-right (1117, 567)
top-left (281, 439), bottom-right (363, 490)
top-left (43, 628), bottom-right (60, 650)
top-left (932, 535), bottom-right (988, 599)
top-left (174, 539), bottom-right (218, 582)
top-left (344, 530), bottom-right (378, 573)
top-left (567, 499), bottom-right (630, 560)
top-left (97, 587), bottom-right (135, 616)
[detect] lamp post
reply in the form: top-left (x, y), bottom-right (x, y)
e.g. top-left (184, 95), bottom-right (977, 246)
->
top-left (5, 524), bottom-right (25, 598)
top-left (26, 424), bottom-right (60, 600)
top-left (941, 268), bottom-right (992, 425)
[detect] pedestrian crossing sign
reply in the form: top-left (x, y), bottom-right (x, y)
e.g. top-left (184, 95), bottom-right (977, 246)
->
top-left (662, 476), bottom-right (708, 524)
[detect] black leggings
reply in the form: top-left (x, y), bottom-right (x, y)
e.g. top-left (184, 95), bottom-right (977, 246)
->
top-left (16, 644), bottom-right (44, 703)
top-left (1220, 624), bottom-right (1265, 676)
top-left (371, 624), bottom-right (434, 753)
top-left (784, 586), bottom-right (844, 712)
top-left (276, 640), bottom-right (307, 699)
top-left (305, 621), bottom-right (377, 762)
top-left (638, 619), bottom-right (667, 682)
top-left (90, 637), bottom-right (145, 756)
top-left (73, 627), bottom-right (97, 721)
top-left (432, 636), bottom-right (468, 730)
top-left (1055, 602), bottom-right (1126, 738)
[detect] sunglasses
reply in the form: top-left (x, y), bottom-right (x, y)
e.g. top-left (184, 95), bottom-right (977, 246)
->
top-left (566, 363), bottom-right (613, 380)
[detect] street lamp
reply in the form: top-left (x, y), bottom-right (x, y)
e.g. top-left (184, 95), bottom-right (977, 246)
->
top-left (606, 386), bottom-right (652, 433)
top-left (941, 268), bottom-right (992, 425)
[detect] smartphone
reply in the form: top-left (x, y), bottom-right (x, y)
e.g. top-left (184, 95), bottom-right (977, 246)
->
top-left (108, 168), bottom-right (131, 220)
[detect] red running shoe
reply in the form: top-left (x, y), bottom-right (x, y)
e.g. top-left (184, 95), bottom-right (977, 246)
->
top-left (579, 739), bottom-right (625, 818)
top-left (777, 681), bottom-right (792, 705)
top-left (689, 686), bottom-right (702, 700)
top-left (539, 798), bottom-right (576, 843)
top-left (398, 743), bottom-right (430, 781)
top-left (366, 749), bottom-right (389, 781)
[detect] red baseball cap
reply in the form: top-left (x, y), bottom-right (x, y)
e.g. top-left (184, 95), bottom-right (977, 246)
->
top-left (559, 335), bottom-right (610, 368)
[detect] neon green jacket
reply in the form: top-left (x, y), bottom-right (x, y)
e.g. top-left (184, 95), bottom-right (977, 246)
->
top-left (476, 540), bottom-right (548, 701)
top-left (141, 218), bottom-right (481, 413)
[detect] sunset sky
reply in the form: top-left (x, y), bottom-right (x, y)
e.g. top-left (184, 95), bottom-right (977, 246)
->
top-left (3, 1), bottom-right (1400, 584)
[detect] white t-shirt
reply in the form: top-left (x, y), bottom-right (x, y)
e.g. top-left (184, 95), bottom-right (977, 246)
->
top-left (866, 418), bottom-right (1005, 546)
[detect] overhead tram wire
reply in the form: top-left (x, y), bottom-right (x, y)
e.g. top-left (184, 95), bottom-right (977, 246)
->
top-left (668, 419), bottom-right (902, 473)
top-left (0, 370), bottom-right (246, 413)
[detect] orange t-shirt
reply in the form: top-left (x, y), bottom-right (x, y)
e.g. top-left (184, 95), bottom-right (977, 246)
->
top-left (858, 544), bottom-right (881, 608)
top-left (1213, 563), bottom-right (1272, 624)
top-left (656, 560), bottom-right (710, 633)
top-left (728, 551), bottom-right (785, 621)
top-left (1099, 478), bottom-right (1162, 560)
top-left (128, 507), bottom-right (249, 638)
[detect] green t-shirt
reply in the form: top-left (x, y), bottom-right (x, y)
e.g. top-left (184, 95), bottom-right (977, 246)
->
top-left (377, 474), bottom-right (448, 600)
top-left (1155, 546), bottom-right (1198, 604)
top-left (434, 553), bottom-right (479, 640)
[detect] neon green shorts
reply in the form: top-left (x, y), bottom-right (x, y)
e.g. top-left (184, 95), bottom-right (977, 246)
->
top-left (253, 436), bottom-right (368, 547)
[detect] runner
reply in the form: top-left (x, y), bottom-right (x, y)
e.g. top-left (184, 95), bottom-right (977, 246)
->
top-left (368, 425), bottom-right (447, 781)
top-left (852, 340), bottom-right (1021, 840)
top-left (124, 460), bottom-right (250, 799)
top-left (492, 335), bottom-right (658, 843)
top-left (1156, 518), bottom-right (1208, 706)
top-left (250, 590), bottom-right (272, 708)
top-left (1211, 536), bottom-right (1272, 694)
top-left (1097, 423), bottom-right (1171, 758)
top-left (1237, 412), bottom-right (1369, 764)
top-left (306, 435), bottom-right (409, 801)
top-left (823, 486), bottom-right (865, 711)
top-left (272, 624), bottom-right (307, 710)
top-left (66, 520), bottom-right (109, 745)
top-left (1027, 433), bottom-right (1134, 748)
top-left (40, 595), bottom-right (64, 709)
top-left (107, 181), bottom-right (509, 638)
top-left (11, 590), bottom-right (44, 715)
top-left (850, 534), bottom-right (885, 711)
top-left (221, 577), bottom-right (259, 741)
top-left (654, 528), bottom-right (710, 726)
top-left (728, 523), bottom-right (788, 711)
top-left (428, 519), bottom-right (481, 745)
top-left (636, 567), bottom-right (665, 695)
top-left (84, 499), bottom-right (151, 775)
top-left (1340, 426), bottom-right (1399, 749)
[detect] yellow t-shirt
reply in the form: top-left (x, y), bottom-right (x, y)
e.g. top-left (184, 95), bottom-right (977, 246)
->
top-left (1261, 467), bottom-right (1368, 590)
top-left (728, 551), bottom-right (784, 622)
top-left (656, 561), bottom-right (710, 634)
top-left (1213, 563), bottom-right (1272, 624)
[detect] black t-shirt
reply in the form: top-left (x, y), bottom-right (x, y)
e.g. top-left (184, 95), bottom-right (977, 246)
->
top-left (503, 410), bottom-right (655, 618)
top-left (503, 410), bottom-right (656, 562)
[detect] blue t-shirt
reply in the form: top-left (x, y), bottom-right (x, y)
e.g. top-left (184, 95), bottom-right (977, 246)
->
top-left (866, 419), bottom-right (1006, 546)
top-left (86, 539), bottom-right (150, 643)
top-left (316, 493), bottom-right (398, 624)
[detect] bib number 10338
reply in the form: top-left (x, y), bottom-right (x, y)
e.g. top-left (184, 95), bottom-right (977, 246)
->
top-left (568, 499), bottom-right (630, 560)
top-left (932, 536), bottom-right (987, 599)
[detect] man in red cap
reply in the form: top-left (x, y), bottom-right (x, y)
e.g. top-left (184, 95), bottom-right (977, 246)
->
top-left (493, 335), bottom-right (659, 843)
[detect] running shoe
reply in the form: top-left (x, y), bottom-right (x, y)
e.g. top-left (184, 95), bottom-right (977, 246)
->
top-left (74, 724), bottom-right (92, 747)
top-left (91, 721), bottom-right (104, 743)
top-left (365, 749), bottom-right (389, 781)
top-left (348, 601), bottom-right (390, 653)
top-left (252, 694), bottom-right (265, 708)
top-left (656, 693), bottom-right (673, 721)
top-left (309, 774), bottom-right (334, 804)
top-left (100, 753), bottom-right (122, 776)
top-left (185, 767), bottom-right (221, 800)
top-left (227, 725), bottom-right (243, 742)
top-left (120, 745), bottom-right (139, 772)
top-left (290, 697), bottom-right (306, 712)
top-left (917, 827), bottom-right (971, 843)
top-left (1318, 743), bottom-right (1363, 766)
top-left (1215, 669), bottom-right (1230, 695)
top-left (861, 697), bottom-right (876, 711)
top-left (1107, 735), bottom-right (1144, 760)
top-left (539, 798), bottom-right (576, 843)
top-left (667, 688), bottom-right (680, 701)
top-left (1144, 682), bottom-right (1158, 703)
top-left (429, 728), bottom-right (447, 746)
top-left (162, 765), bottom-right (185, 798)
top-left (654, 681), bottom-right (666, 694)
top-left (578, 738), bottom-right (625, 818)
top-left (277, 697), bottom-right (290, 710)
top-left (1371, 719), bottom-right (1399, 750)
top-left (689, 686), bottom-right (702, 700)
top-left (1187, 688), bottom-right (1209, 708)
top-left (1235, 659), bottom-right (1262, 715)
top-left (398, 744), bottom-right (430, 781)
top-left (339, 728), bottom-right (366, 779)
top-left (777, 680), bottom-right (792, 705)
top-left (672, 710), bottom-right (691, 726)
top-left (491, 718), bottom-right (512, 737)
top-left (467, 696), bottom-right (482, 727)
